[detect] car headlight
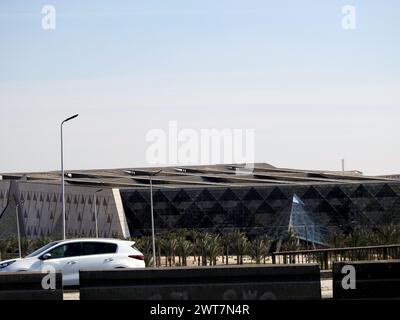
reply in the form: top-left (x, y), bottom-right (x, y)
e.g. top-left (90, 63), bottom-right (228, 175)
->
top-left (0, 260), bottom-right (16, 269)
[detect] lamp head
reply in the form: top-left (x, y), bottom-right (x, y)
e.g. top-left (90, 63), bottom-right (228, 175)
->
top-left (62, 114), bottom-right (79, 124)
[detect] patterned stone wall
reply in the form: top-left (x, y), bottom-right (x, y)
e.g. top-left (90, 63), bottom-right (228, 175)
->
top-left (0, 180), bottom-right (130, 240)
top-left (0, 181), bottom-right (10, 217)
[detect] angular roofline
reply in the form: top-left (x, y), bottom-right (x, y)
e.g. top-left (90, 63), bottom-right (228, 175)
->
top-left (1, 163), bottom-right (397, 189)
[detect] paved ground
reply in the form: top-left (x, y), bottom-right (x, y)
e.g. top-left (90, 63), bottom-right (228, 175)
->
top-left (63, 280), bottom-right (333, 300)
top-left (64, 290), bottom-right (80, 300)
top-left (321, 279), bottom-right (333, 299)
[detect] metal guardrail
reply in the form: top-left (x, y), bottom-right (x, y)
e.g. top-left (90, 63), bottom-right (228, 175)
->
top-left (271, 244), bottom-right (400, 270)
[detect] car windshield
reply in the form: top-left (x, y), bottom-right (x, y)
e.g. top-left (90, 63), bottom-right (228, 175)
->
top-left (25, 241), bottom-right (62, 258)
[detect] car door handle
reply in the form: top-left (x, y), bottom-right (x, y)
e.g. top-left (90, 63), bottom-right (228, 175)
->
top-left (104, 258), bottom-right (114, 262)
top-left (67, 261), bottom-right (77, 265)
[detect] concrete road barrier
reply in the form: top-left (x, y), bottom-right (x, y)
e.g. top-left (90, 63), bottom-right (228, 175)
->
top-left (0, 272), bottom-right (63, 300)
top-left (80, 264), bottom-right (321, 300)
top-left (333, 260), bottom-right (400, 300)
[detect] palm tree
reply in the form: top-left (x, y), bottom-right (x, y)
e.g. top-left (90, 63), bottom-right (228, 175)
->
top-left (161, 235), bottom-right (178, 267)
top-left (221, 232), bottom-right (233, 265)
top-left (340, 227), bottom-right (376, 260)
top-left (378, 224), bottom-right (400, 245)
top-left (158, 236), bottom-right (168, 267)
top-left (0, 238), bottom-right (11, 260)
top-left (206, 234), bottom-right (222, 266)
top-left (187, 229), bottom-right (200, 265)
top-left (173, 229), bottom-right (187, 265)
top-left (20, 237), bottom-right (30, 257)
top-left (344, 227), bottom-right (371, 248)
top-left (192, 232), bottom-right (201, 266)
top-left (155, 237), bottom-right (163, 267)
top-left (134, 236), bottom-right (153, 267)
top-left (328, 231), bottom-right (347, 248)
top-left (7, 237), bottom-right (18, 257)
top-left (33, 238), bottom-right (52, 251)
top-left (230, 230), bottom-right (248, 264)
top-left (175, 229), bottom-right (190, 240)
top-left (281, 229), bottom-right (300, 251)
top-left (195, 232), bottom-right (212, 266)
top-left (177, 239), bottom-right (193, 266)
top-left (249, 236), bottom-right (271, 264)
top-left (170, 230), bottom-right (189, 265)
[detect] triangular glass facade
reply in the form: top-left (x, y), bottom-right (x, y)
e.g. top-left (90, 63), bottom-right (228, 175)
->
top-left (288, 194), bottom-right (329, 246)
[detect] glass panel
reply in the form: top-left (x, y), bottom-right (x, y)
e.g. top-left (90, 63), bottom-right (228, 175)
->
top-left (289, 194), bottom-right (328, 246)
top-left (82, 242), bottom-right (117, 255)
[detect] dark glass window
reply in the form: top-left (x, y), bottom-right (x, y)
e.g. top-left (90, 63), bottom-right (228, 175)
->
top-left (82, 242), bottom-right (117, 255)
top-left (47, 242), bottom-right (82, 259)
top-left (26, 240), bottom-right (61, 258)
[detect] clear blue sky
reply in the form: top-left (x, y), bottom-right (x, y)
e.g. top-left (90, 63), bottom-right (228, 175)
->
top-left (1, 1), bottom-right (399, 175)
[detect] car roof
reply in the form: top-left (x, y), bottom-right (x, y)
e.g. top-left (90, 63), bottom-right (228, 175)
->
top-left (57, 238), bottom-right (134, 245)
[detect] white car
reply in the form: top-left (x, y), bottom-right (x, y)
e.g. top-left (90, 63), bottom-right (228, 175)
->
top-left (0, 238), bottom-right (145, 286)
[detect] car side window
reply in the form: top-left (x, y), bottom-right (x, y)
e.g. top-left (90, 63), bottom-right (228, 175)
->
top-left (47, 243), bottom-right (82, 259)
top-left (82, 242), bottom-right (117, 256)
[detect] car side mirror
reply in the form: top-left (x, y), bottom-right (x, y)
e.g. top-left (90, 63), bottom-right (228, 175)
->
top-left (41, 253), bottom-right (52, 260)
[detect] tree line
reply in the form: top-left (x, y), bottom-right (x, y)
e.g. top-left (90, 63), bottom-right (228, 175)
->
top-left (134, 229), bottom-right (272, 267)
top-left (1, 224), bottom-right (400, 265)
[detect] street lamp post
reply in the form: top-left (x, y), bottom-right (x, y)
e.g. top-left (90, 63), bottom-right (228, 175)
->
top-left (150, 170), bottom-right (162, 267)
top-left (94, 188), bottom-right (103, 238)
top-left (61, 114), bottom-right (79, 240)
top-left (16, 200), bottom-right (24, 259)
